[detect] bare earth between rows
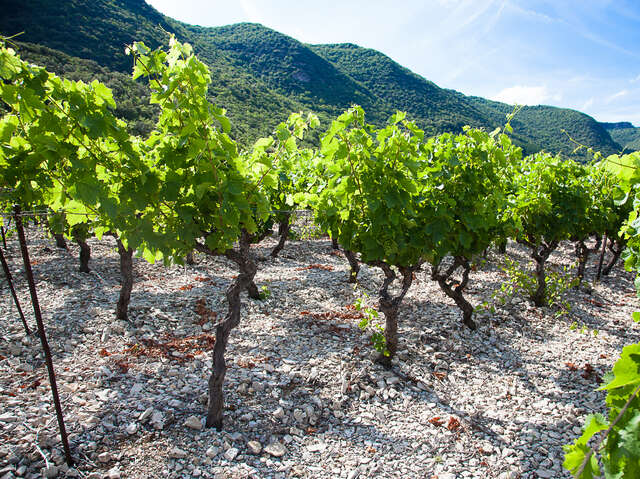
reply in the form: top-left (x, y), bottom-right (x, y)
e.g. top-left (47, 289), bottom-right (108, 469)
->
top-left (1, 227), bottom-right (639, 479)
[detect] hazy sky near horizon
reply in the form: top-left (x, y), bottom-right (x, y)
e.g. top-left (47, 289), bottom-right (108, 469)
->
top-left (146, 0), bottom-right (640, 125)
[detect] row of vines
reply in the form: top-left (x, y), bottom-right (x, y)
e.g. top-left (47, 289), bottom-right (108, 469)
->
top-left (1, 36), bottom-right (640, 477)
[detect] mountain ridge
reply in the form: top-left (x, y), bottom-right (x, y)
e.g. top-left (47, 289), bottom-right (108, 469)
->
top-left (0, 0), bottom-right (633, 155)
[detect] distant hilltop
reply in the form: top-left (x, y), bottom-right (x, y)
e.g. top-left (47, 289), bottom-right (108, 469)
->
top-left (600, 122), bottom-right (640, 152)
top-left (600, 121), bottom-right (637, 130)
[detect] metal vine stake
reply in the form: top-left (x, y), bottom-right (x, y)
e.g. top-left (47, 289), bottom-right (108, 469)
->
top-left (14, 205), bottom-right (74, 467)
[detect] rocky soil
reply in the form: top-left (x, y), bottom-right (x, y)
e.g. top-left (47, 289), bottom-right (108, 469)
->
top-left (1, 224), bottom-right (639, 479)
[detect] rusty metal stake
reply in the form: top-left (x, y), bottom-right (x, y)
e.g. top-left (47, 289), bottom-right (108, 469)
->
top-left (14, 205), bottom-right (74, 466)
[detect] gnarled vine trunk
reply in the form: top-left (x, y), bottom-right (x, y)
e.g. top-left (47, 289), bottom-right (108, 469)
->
top-left (603, 239), bottom-right (624, 276)
top-left (246, 280), bottom-right (261, 300)
top-left (185, 250), bottom-right (195, 265)
top-left (575, 235), bottom-right (602, 285)
top-left (370, 262), bottom-right (418, 367)
top-left (344, 249), bottom-right (360, 283)
top-left (116, 239), bottom-right (134, 321)
top-left (596, 234), bottom-right (607, 281)
top-left (431, 256), bottom-right (476, 330)
top-left (76, 239), bottom-right (91, 273)
top-left (497, 238), bottom-right (507, 254)
top-left (270, 213), bottom-right (291, 258)
top-left (522, 239), bottom-right (558, 307)
top-left (575, 240), bottom-right (589, 286)
top-left (196, 230), bottom-right (257, 430)
top-left (54, 234), bottom-right (67, 250)
top-left (592, 234), bottom-right (603, 253)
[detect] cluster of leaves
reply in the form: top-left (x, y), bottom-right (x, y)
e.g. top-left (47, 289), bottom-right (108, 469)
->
top-left (564, 344), bottom-right (640, 477)
top-left (507, 153), bottom-right (595, 246)
top-left (503, 152), bottom-right (605, 305)
top-left (605, 152), bottom-right (640, 275)
top-left (562, 151), bottom-right (640, 477)
top-left (306, 108), bottom-right (518, 268)
top-left (309, 107), bottom-right (427, 266)
top-left (352, 291), bottom-right (387, 356)
top-left (16, 41), bottom-right (159, 137)
top-left (418, 125), bottom-right (519, 265)
top-left (125, 38), bottom-right (267, 259)
top-left (301, 107), bottom-right (522, 356)
top-left (0, 36), bottom-right (144, 243)
top-left (241, 110), bottom-right (319, 244)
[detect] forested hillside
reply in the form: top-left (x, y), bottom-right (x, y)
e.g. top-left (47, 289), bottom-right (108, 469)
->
top-left (189, 24), bottom-right (390, 123)
top-left (601, 121), bottom-right (640, 152)
top-left (0, 0), bottom-right (628, 155)
top-left (310, 43), bottom-right (490, 133)
top-left (470, 97), bottom-right (622, 156)
top-left (0, 0), bottom-right (307, 144)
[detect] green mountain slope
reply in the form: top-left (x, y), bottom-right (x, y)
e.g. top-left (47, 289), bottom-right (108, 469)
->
top-left (469, 97), bottom-right (622, 156)
top-left (311, 43), bottom-right (621, 157)
top-left (187, 23), bottom-right (390, 123)
top-left (0, 0), bottom-right (627, 157)
top-left (309, 43), bottom-right (488, 134)
top-left (600, 122), bottom-right (640, 152)
top-left (0, 0), bottom-right (308, 145)
top-left (1, 0), bottom-right (174, 72)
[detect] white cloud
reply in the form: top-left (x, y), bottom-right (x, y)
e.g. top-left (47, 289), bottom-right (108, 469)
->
top-left (507, 3), bottom-right (557, 24)
top-left (631, 74), bottom-right (640, 84)
top-left (606, 89), bottom-right (629, 103)
top-left (453, 0), bottom-right (501, 32)
top-left (581, 97), bottom-right (595, 110)
top-left (490, 85), bottom-right (561, 105)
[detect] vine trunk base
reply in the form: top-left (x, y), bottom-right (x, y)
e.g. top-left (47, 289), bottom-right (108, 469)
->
top-left (116, 240), bottom-right (133, 321)
top-left (77, 239), bottom-right (91, 273)
top-left (200, 230), bottom-right (257, 429)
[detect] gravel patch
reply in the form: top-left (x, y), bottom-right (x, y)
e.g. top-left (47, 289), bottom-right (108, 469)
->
top-left (0, 226), bottom-right (638, 478)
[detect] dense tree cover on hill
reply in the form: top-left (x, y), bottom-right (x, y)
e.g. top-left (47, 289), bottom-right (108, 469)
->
top-left (189, 24), bottom-right (387, 121)
top-left (309, 43), bottom-right (489, 133)
top-left (1, 0), bottom-right (173, 72)
top-left (0, 0), bottom-right (172, 73)
top-left (469, 98), bottom-right (621, 157)
top-left (601, 122), bottom-right (640, 152)
top-left (309, 44), bottom-right (621, 158)
top-left (0, 1), bottom-right (307, 146)
top-left (0, 0), bottom-right (628, 157)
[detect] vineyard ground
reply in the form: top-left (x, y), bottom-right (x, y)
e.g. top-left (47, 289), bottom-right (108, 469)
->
top-left (0, 225), bottom-right (639, 479)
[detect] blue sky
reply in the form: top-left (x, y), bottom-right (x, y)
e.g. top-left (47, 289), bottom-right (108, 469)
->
top-left (146, 0), bottom-right (640, 125)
